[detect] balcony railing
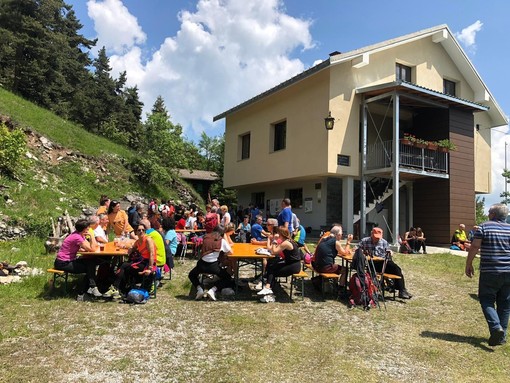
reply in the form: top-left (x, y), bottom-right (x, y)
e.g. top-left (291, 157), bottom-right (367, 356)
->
top-left (367, 140), bottom-right (448, 174)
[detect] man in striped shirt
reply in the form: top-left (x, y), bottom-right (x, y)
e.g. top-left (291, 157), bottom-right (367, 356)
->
top-left (465, 203), bottom-right (510, 346)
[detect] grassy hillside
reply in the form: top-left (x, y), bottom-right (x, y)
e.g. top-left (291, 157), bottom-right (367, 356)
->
top-left (0, 87), bottom-right (201, 237)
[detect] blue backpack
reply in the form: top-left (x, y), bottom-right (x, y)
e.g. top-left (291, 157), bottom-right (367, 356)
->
top-left (125, 288), bottom-right (150, 304)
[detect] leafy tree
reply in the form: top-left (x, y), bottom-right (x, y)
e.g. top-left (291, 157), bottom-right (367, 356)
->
top-left (198, 131), bottom-right (222, 171)
top-left (0, 123), bottom-right (28, 179)
top-left (475, 196), bottom-right (488, 224)
top-left (151, 95), bottom-right (169, 118)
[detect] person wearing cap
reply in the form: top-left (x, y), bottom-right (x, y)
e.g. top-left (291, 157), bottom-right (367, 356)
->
top-left (359, 227), bottom-right (412, 299)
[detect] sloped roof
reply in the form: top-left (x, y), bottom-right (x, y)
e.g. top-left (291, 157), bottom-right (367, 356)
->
top-left (213, 25), bottom-right (507, 128)
top-left (178, 169), bottom-right (218, 181)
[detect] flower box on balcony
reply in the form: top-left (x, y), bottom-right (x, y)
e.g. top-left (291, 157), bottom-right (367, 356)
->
top-left (427, 142), bottom-right (438, 150)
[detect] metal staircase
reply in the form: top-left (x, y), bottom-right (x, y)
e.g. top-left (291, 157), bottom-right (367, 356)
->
top-left (353, 179), bottom-right (406, 223)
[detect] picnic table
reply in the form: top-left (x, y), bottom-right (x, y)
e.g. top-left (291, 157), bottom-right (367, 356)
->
top-left (228, 243), bottom-right (274, 294)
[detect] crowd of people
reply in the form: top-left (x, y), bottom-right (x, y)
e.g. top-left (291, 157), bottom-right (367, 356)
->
top-left (53, 194), bottom-right (415, 305)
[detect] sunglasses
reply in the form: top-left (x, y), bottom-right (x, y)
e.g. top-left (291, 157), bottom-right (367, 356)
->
top-left (136, 228), bottom-right (145, 232)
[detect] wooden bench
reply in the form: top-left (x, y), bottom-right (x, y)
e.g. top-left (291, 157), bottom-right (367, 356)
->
top-left (47, 268), bottom-right (69, 294)
top-left (303, 263), bottom-right (341, 298)
top-left (377, 273), bottom-right (402, 299)
top-left (289, 269), bottom-right (308, 301)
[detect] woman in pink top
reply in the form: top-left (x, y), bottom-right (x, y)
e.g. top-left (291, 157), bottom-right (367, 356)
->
top-left (54, 219), bottom-right (101, 298)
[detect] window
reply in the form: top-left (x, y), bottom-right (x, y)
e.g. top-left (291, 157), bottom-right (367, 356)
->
top-left (286, 188), bottom-right (303, 209)
top-left (251, 192), bottom-right (265, 209)
top-left (396, 63), bottom-right (412, 82)
top-left (273, 120), bottom-right (286, 151)
top-left (443, 79), bottom-right (456, 96)
top-left (240, 133), bottom-right (250, 160)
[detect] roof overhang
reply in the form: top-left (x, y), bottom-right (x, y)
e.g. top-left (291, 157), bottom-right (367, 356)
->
top-left (357, 81), bottom-right (489, 112)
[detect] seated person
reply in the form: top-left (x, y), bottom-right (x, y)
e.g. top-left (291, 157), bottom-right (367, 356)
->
top-left (452, 223), bottom-right (471, 250)
top-left (143, 219), bottom-right (166, 268)
top-left (257, 227), bottom-right (303, 302)
top-left (236, 215), bottom-right (251, 243)
top-left (93, 214), bottom-right (109, 244)
top-left (53, 218), bottom-right (101, 298)
top-left (107, 200), bottom-right (136, 239)
top-left (404, 227), bottom-right (418, 253)
top-left (250, 215), bottom-right (273, 245)
top-left (312, 224), bottom-right (352, 287)
top-left (415, 227), bottom-right (426, 254)
top-left (359, 227), bottom-right (412, 299)
top-left (188, 225), bottom-right (235, 301)
top-left (104, 223), bottom-right (155, 298)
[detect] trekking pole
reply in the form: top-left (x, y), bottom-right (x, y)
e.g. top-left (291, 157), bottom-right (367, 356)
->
top-left (365, 250), bottom-right (386, 311)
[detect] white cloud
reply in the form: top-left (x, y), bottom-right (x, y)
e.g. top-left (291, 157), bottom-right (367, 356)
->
top-left (88, 0), bottom-right (314, 139)
top-left (87, 0), bottom-right (146, 54)
top-left (455, 20), bottom-right (483, 51)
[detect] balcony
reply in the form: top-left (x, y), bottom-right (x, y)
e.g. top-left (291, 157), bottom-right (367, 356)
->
top-left (366, 140), bottom-right (449, 177)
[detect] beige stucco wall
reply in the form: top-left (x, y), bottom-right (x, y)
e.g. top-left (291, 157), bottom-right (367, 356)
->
top-left (223, 69), bottom-right (331, 188)
top-left (474, 113), bottom-right (492, 193)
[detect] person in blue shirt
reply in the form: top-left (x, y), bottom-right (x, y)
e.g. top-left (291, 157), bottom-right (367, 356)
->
top-left (250, 215), bottom-right (273, 245)
top-left (249, 204), bottom-right (260, 225)
top-left (277, 198), bottom-right (293, 233)
top-left (466, 204), bottom-right (510, 346)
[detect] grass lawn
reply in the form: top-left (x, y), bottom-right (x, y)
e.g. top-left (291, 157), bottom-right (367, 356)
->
top-left (1, 240), bottom-right (509, 383)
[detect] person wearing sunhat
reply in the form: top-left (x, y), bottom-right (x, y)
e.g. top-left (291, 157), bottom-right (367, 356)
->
top-left (359, 227), bottom-right (412, 299)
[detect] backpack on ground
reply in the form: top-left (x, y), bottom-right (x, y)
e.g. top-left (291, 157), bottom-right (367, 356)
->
top-left (204, 212), bottom-right (218, 233)
top-left (124, 288), bottom-right (150, 304)
top-left (348, 272), bottom-right (376, 310)
top-left (349, 247), bottom-right (377, 310)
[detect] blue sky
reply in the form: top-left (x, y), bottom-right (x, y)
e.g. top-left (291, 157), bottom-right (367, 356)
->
top-left (66, 0), bottom-right (509, 209)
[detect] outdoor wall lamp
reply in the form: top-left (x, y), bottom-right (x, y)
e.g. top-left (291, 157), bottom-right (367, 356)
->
top-left (324, 111), bottom-right (335, 130)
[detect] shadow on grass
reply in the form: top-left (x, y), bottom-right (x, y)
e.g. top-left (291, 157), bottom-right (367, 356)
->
top-left (469, 293), bottom-right (479, 301)
top-left (420, 330), bottom-right (493, 352)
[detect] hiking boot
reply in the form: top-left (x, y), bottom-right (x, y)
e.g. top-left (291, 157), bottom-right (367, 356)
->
top-left (87, 286), bottom-right (102, 297)
top-left (206, 289), bottom-right (217, 301)
top-left (488, 327), bottom-right (505, 346)
top-left (257, 287), bottom-right (273, 296)
top-left (103, 286), bottom-right (121, 299)
top-left (398, 289), bottom-right (412, 299)
top-left (195, 286), bottom-right (205, 300)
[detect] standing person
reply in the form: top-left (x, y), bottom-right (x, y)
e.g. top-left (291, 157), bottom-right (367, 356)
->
top-left (359, 227), bottom-right (412, 299)
top-left (220, 205), bottom-right (231, 227)
top-left (249, 204), bottom-right (260, 225)
top-left (53, 219), bottom-right (101, 299)
top-left (465, 204), bottom-right (510, 346)
top-left (277, 198), bottom-right (293, 233)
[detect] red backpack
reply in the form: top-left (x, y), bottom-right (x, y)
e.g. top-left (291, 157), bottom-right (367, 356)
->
top-left (348, 273), bottom-right (376, 310)
top-left (204, 212), bottom-right (218, 233)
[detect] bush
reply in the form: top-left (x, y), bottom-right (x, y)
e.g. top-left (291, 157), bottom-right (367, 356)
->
top-left (0, 123), bottom-right (27, 178)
